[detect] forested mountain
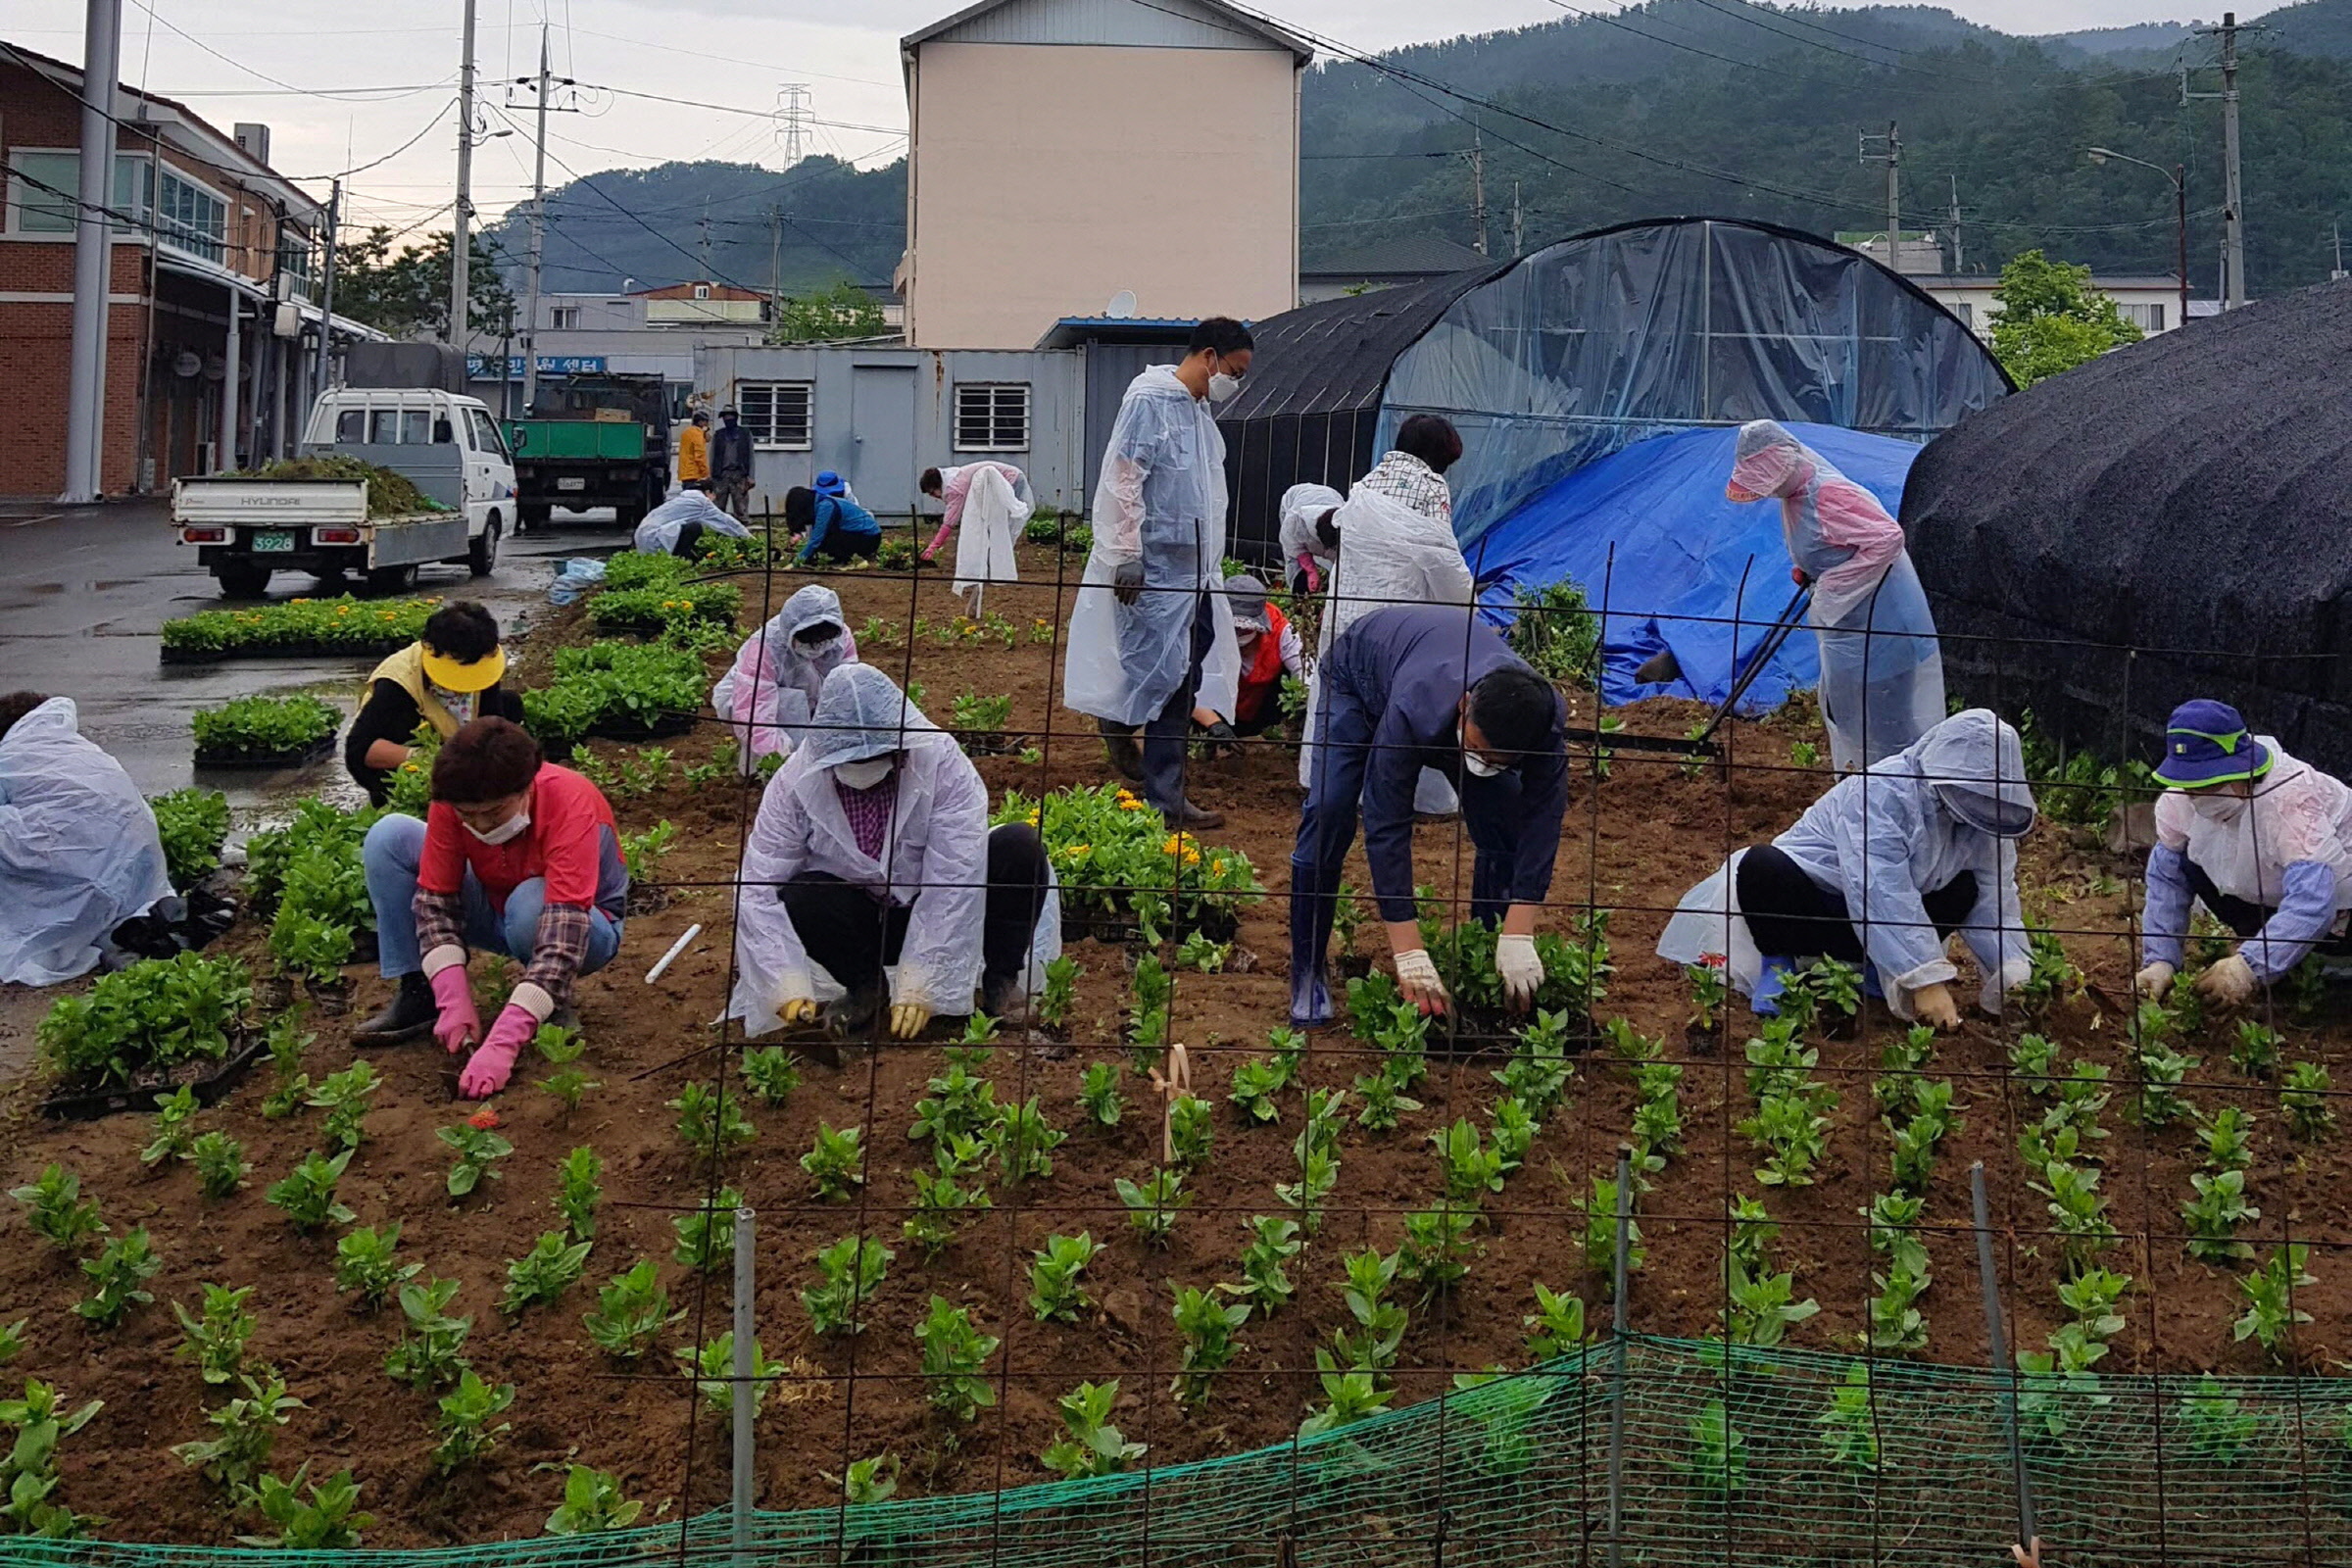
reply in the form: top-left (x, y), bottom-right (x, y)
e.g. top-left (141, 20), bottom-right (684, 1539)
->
top-left (506, 0), bottom-right (2352, 302)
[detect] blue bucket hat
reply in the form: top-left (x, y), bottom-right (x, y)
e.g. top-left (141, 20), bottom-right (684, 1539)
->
top-left (812, 470), bottom-right (847, 498)
top-left (2154, 699), bottom-right (2273, 788)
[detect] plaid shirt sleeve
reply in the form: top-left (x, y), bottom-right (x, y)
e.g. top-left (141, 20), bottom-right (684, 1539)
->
top-left (416, 888), bottom-right (466, 972)
top-left (519, 903), bottom-right (596, 1013)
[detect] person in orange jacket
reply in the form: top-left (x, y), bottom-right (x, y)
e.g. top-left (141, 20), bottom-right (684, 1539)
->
top-left (677, 410), bottom-right (710, 487)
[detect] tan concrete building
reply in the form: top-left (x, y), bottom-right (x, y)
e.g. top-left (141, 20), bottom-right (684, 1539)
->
top-left (897, 0), bottom-right (1308, 350)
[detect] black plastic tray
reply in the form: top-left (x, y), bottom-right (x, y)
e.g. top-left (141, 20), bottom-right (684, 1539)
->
top-left (193, 733), bottom-right (337, 770)
top-left (161, 637), bottom-right (409, 666)
top-left (40, 1032), bottom-right (267, 1122)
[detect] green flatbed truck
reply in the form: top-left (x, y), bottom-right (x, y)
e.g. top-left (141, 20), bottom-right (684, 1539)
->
top-left (504, 372), bottom-right (670, 532)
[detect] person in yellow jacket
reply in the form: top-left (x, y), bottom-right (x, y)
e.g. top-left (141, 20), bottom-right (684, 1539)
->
top-left (342, 601), bottom-right (525, 805)
top-left (677, 410), bottom-right (711, 486)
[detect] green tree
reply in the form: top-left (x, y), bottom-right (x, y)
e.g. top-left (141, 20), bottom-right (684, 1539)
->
top-left (332, 228), bottom-right (515, 340)
top-left (768, 281), bottom-right (887, 344)
top-left (1988, 250), bottom-right (2144, 388)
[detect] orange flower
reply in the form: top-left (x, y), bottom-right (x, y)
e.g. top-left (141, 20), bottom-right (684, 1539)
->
top-left (467, 1106), bottom-right (502, 1129)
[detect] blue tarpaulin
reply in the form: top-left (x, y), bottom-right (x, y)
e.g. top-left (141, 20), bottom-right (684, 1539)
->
top-left (1467, 422), bottom-right (1926, 713)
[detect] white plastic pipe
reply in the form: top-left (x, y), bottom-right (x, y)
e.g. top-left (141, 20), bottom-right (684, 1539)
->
top-left (645, 923), bottom-right (702, 984)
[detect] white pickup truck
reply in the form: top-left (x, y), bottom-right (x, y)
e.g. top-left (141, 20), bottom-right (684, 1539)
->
top-left (172, 386), bottom-right (514, 597)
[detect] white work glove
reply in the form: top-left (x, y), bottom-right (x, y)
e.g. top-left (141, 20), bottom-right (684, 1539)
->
top-left (2133, 960), bottom-right (2177, 1002)
top-left (1980, 956), bottom-right (2032, 1017)
top-left (1910, 982), bottom-right (1961, 1031)
top-left (2193, 953), bottom-right (2258, 1007)
top-left (1494, 933), bottom-right (1545, 1011)
top-left (1393, 948), bottom-right (1451, 1016)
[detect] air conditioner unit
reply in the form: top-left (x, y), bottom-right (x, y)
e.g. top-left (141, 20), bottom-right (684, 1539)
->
top-left (232, 122), bottom-right (270, 166)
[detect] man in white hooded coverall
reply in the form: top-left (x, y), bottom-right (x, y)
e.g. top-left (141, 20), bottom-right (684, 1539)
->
top-left (1062, 317), bottom-right (1252, 831)
top-left (0, 692), bottom-right (173, 987)
top-left (731, 664), bottom-right (1058, 1039)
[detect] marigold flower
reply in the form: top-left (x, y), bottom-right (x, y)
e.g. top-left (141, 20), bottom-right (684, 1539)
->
top-left (468, 1106), bottom-right (502, 1129)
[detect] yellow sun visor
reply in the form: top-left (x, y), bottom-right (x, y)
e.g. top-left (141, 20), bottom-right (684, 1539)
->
top-left (422, 643), bottom-right (507, 693)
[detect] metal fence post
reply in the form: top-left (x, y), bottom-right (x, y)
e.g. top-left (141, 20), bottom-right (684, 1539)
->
top-left (732, 1203), bottom-right (758, 1556)
top-left (1606, 1151), bottom-right (1633, 1568)
top-left (1969, 1163), bottom-right (2034, 1548)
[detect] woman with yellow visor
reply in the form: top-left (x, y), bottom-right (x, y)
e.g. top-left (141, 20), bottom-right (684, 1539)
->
top-left (343, 601), bottom-right (526, 806)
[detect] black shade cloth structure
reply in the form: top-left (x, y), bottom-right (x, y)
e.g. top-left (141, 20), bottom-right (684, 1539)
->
top-left (1218, 216), bottom-right (2008, 560)
top-left (1901, 276), bottom-right (2352, 775)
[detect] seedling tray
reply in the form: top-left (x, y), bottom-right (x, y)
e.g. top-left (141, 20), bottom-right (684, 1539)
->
top-left (162, 637), bottom-right (409, 666)
top-left (585, 712), bottom-right (696, 743)
top-left (193, 734), bottom-right (337, 770)
top-left (40, 1031), bottom-right (267, 1122)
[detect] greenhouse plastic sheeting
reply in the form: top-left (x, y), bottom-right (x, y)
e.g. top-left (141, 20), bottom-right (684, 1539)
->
top-left (1378, 219), bottom-right (2007, 545)
top-left (24, 1336), bottom-right (2352, 1568)
top-left (1468, 422), bottom-right (1926, 713)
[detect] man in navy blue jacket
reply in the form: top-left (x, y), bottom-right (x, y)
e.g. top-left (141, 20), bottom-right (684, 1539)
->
top-left (1288, 604), bottom-right (1569, 1025)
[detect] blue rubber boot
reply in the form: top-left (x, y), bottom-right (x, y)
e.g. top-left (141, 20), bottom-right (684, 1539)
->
top-left (1862, 961), bottom-right (1886, 1001)
top-left (1288, 852), bottom-right (1337, 1027)
top-left (1750, 956), bottom-right (1798, 1016)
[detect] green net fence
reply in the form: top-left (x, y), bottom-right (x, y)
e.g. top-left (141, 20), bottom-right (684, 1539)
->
top-left (15, 1334), bottom-right (2350, 1568)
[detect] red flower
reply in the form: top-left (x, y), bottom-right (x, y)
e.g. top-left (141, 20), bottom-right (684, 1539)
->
top-left (468, 1107), bottom-right (503, 1129)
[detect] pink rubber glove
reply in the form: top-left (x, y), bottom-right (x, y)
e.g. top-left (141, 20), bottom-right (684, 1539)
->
top-left (459, 1003), bottom-right (538, 1099)
top-left (430, 966), bottom-right (480, 1054)
top-left (1295, 552), bottom-right (1322, 593)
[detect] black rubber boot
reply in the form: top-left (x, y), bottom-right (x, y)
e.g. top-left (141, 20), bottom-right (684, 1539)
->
top-left (825, 978), bottom-right (887, 1041)
top-left (1099, 721), bottom-right (1144, 782)
top-left (353, 972), bottom-right (436, 1045)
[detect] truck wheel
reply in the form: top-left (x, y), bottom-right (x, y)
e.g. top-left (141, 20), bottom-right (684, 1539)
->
top-left (518, 504), bottom-right (552, 532)
top-left (367, 563), bottom-right (419, 595)
top-left (469, 515), bottom-right (501, 577)
top-left (215, 562), bottom-right (271, 599)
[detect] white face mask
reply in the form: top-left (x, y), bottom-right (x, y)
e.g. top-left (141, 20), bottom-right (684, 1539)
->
top-left (797, 635), bottom-right (845, 662)
top-left (466, 810), bottom-right (530, 845)
top-left (2192, 790), bottom-right (2250, 823)
top-left (1463, 752), bottom-right (1506, 779)
top-left (835, 757), bottom-right (895, 791)
top-left (1206, 371), bottom-right (1244, 404)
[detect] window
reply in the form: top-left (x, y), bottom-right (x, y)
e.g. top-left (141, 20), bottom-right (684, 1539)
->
top-left (277, 233), bottom-right (316, 296)
top-left (335, 410), bottom-right (366, 444)
top-left (954, 384), bottom-right (1031, 453)
top-left (2119, 302), bottom-right (2168, 333)
top-left (156, 168), bottom-right (226, 264)
top-left (737, 382), bottom-right (813, 450)
top-left (7, 150), bottom-right (151, 235)
top-left (1945, 301), bottom-right (1974, 329)
top-left (692, 284), bottom-right (710, 300)
top-left (549, 306), bottom-right (579, 330)
top-left (466, 409), bottom-right (508, 458)
top-left (368, 409), bottom-right (433, 444)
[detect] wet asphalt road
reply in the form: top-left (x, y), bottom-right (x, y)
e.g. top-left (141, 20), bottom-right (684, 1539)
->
top-left (0, 500), bottom-right (635, 814)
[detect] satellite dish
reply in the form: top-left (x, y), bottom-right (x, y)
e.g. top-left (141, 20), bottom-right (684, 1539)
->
top-left (1106, 289), bottom-right (1137, 318)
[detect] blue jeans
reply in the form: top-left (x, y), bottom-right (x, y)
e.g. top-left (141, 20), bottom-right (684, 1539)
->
top-left (362, 813), bottom-right (623, 980)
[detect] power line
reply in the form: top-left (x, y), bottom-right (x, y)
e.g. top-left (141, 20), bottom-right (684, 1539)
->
top-left (122, 0), bottom-right (450, 101)
top-left (289, 98), bottom-right (459, 181)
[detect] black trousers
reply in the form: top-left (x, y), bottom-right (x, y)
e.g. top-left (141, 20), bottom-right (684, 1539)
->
top-left (808, 530), bottom-right (881, 564)
top-left (2182, 859), bottom-right (2352, 956)
top-left (670, 518), bottom-right (707, 559)
top-left (778, 822), bottom-right (1049, 993)
top-left (1736, 844), bottom-right (1978, 961)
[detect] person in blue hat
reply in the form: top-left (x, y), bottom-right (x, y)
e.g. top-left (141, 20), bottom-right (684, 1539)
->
top-left (811, 470), bottom-right (860, 506)
top-left (2135, 699), bottom-right (2352, 1006)
top-left (786, 483), bottom-right (882, 565)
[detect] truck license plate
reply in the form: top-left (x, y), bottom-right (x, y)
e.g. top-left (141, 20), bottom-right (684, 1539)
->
top-left (252, 530), bottom-right (296, 553)
top-left (556, 477), bottom-right (587, 491)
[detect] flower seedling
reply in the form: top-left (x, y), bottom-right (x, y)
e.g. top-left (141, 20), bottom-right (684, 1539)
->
top-left (1170, 1287), bottom-right (1250, 1406)
top-left (1278, 1149), bottom-right (1339, 1236)
top-left (1027, 1232), bottom-right (1102, 1323)
top-left (172, 1283), bottom-right (256, 1386)
top-left (1398, 1204), bottom-right (1480, 1299)
top-left (2132, 1040), bottom-right (2199, 1129)
top-left (500, 1231), bottom-right (592, 1316)
top-left (2233, 1245), bottom-right (2317, 1360)
top-left (1524, 1283), bottom-right (1586, 1359)
top-left (1874, 1026), bottom-right (1936, 1116)
top-left (739, 1046), bottom-right (800, 1107)
top-left (2055, 1266), bottom-right (2132, 1346)
top-left (0, 1376), bottom-right (102, 1538)
top-left (2231, 1018), bottom-right (2281, 1081)
top-left (2031, 1161), bottom-right (2116, 1272)
top-left (544, 1465), bottom-right (641, 1535)
top-left (172, 1373), bottom-right (299, 1493)
top-left (246, 1466), bottom-right (373, 1548)
top-left (335, 1223), bottom-right (420, 1310)
top-left (1723, 1259), bottom-right (1821, 1348)
top-left (1229, 1057), bottom-right (1289, 1124)
top-left (261, 1072), bottom-right (313, 1121)
top-left (1230, 1216), bottom-right (1302, 1315)
top-left (1352, 1062), bottom-right (1423, 1131)
top-left (269, 907), bottom-right (355, 987)
top-left (536, 1025), bottom-right (601, 1115)
top-left (1078, 1061), bottom-right (1126, 1127)
top-left (1494, 1095), bottom-right (1541, 1175)
top-left (803, 1236), bottom-right (893, 1338)
top-left (1166, 1094), bottom-right (1213, 1166)
top-left (914, 1297), bottom-right (999, 1422)
top-left (905, 1139), bottom-right (994, 1256)
top-left (556, 1146), bottom-right (604, 1240)
top-left (431, 1370), bottom-right (514, 1473)
top-left (141, 1085), bottom-right (202, 1168)
top-left (565, 1260), bottom-right (675, 1365)
top-left (1683, 1399), bottom-right (1748, 1496)
top-left (672, 1081), bottom-right (757, 1162)
top-left (671, 1188), bottom-right (744, 1273)
top-left (192, 1132), bottom-right (249, 1200)
top-left (1041, 1379), bottom-right (1147, 1477)
top-left (1115, 1167), bottom-right (1189, 1246)
top-left (1816, 1361), bottom-right (1882, 1476)
top-left (1733, 1194), bottom-right (1785, 1274)
top-left (437, 1124), bottom-right (512, 1200)
top-left (2008, 1033), bottom-right (2058, 1094)
top-left (838, 1453), bottom-right (897, 1504)
top-left (2175, 1374), bottom-right (2262, 1464)
top-left (305, 1060), bottom-right (380, 1150)
top-left (1744, 1091), bottom-right (1832, 1188)
top-left (1586, 1174), bottom-right (1642, 1295)
top-left (1686, 961), bottom-right (1728, 1035)
top-left (1433, 1119), bottom-right (1505, 1202)
top-left (2020, 921), bottom-right (2081, 1009)
top-left (1329, 1248), bottom-right (1408, 1373)
top-left (1299, 1362), bottom-right (1393, 1438)
top-left (383, 1278), bottom-right (471, 1392)
top-left (989, 1096), bottom-right (1065, 1185)
top-left (2194, 1105), bottom-right (2257, 1172)
top-left (1865, 1260), bottom-right (1930, 1354)
top-left (266, 1151), bottom-right (354, 1234)
top-left (1037, 955), bottom-right (1082, 1030)
top-left (12, 1163), bottom-right (106, 1254)
top-left (2282, 1060), bottom-right (2334, 1140)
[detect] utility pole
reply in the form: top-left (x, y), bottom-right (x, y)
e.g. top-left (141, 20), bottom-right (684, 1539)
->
top-left (1468, 129), bottom-right (1488, 256)
top-left (1948, 173), bottom-right (1963, 273)
top-left (315, 178), bottom-right (340, 392)
top-left (62, 0), bottom-right (123, 503)
top-left (520, 23), bottom-right (552, 414)
top-left (778, 83), bottom-right (810, 165)
top-left (2219, 11), bottom-right (2245, 309)
top-left (1858, 123), bottom-right (1903, 272)
top-left (2333, 223), bottom-right (2346, 280)
top-left (450, 0), bottom-right (477, 347)
top-left (1511, 180), bottom-right (1524, 259)
top-left (767, 207), bottom-right (783, 340)
top-left (700, 199), bottom-right (713, 281)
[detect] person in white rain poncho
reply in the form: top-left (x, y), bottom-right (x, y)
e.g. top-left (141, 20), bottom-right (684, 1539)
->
top-left (0, 694), bottom-right (172, 987)
top-left (633, 485), bottom-right (752, 558)
top-left (2132, 700), bottom-right (2352, 1008)
top-left (1658, 709), bottom-right (2035, 1029)
top-left (710, 585), bottom-right (858, 775)
top-left (920, 462), bottom-right (1033, 564)
top-left (731, 664), bottom-right (1059, 1039)
top-left (1062, 318), bottom-right (1250, 829)
top-left (1726, 419), bottom-right (1944, 773)
top-left (1279, 482), bottom-right (1343, 595)
top-left (945, 462), bottom-right (1025, 615)
top-left (1297, 416), bottom-right (1477, 817)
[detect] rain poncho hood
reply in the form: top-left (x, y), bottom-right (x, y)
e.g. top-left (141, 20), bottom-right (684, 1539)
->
top-left (634, 488), bottom-right (751, 555)
top-left (728, 673), bottom-right (1058, 1027)
top-left (1730, 418), bottom-right (1944, 773)
top-left (1279, 483), bottom-right (1344, 565)
top-left (710, 585), bottom-right (858, 773)
top-left (1063, 366), bottom-right (1239, 728)
top-left (798, 662), bottom-right (939, 771)
top-left (0, 698), bottom-right (173, 986)
top-left (1658, 709), bottom-right (2034, 1018)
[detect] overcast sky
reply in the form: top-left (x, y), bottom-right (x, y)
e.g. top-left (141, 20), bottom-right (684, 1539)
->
top-left (15, 0), bottom-right (2254, 233)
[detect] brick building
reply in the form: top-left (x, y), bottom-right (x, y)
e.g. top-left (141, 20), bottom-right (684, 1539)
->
top-left (1, 41), bottom-right (376, 498)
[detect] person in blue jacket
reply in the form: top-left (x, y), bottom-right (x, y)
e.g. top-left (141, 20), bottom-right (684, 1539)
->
top-left (788, 484), bottom-right (882, 564)
top-left (1287, 604), bottom-right (1570, 1026)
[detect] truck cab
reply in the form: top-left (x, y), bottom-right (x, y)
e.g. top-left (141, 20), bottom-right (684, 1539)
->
top-left (304, 387), bottom-right (516, 542)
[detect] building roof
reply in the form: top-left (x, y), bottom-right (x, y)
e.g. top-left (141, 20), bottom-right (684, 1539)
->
top-left (1035, 316), bottom-right (1200, 348)
top-left (903, 0), bottom-right (1312, 60)
top-left (1906, 272), bottom-right (2186, 291)
top-left (631, 279), bottom-right (767, 301)
top-left (1300, 232), bottom-right (1490, 280)
top-left (0, 39), bottom-right (324, 223)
